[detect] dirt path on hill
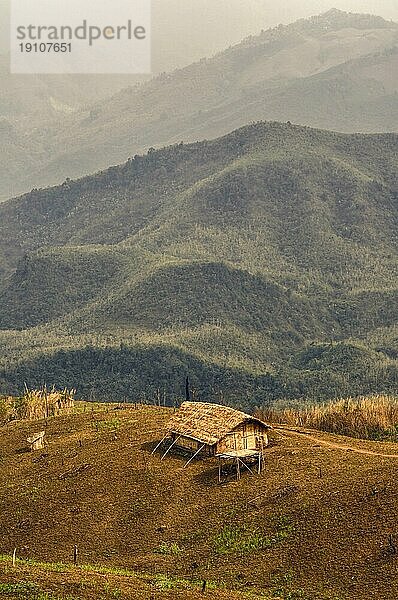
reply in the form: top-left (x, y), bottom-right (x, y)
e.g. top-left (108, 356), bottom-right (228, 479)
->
top-left (274, 426), bottom-right (398, 459)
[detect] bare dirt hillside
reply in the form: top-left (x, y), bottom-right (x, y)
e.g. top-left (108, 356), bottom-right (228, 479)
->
top-left (1, 404), bottom-right (398, 599)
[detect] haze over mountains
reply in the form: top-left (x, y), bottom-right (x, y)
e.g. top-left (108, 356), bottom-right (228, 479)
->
top-left (0, 122), bottom-right (397, 404)
top-left (1, 8), bottom-right (397, 201)
top-left (1, 0), bottom-right (298, 127)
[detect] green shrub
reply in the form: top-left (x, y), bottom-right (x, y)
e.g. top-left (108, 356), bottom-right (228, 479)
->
top-left (154, 541), bottom-right (183, 555)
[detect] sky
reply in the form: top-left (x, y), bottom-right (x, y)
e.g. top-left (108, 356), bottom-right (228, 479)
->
top-left (1, 0), bottom-right (397, 70)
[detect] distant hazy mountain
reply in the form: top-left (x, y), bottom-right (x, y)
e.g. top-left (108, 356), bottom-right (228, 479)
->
top-left (1, 9), bottom-right (397, 202)
top-left (0, 0), bottom-right (275, 126)
top-left (0, 56), bottom-right (149, 203)
top-left (0, 56), bottom-right (145, 126)
top-left (0, 121), bottom-right (397, 404)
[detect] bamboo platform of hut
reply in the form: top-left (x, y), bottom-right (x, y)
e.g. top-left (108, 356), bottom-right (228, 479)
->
top-left (216, 449), bottom-right (264, 481)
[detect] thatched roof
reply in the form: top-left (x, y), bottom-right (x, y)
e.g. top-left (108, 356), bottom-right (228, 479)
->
top-left (166, 402), bottom-right (270, 446)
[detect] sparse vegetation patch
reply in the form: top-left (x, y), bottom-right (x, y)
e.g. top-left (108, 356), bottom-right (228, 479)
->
top-left (214, 517), bottom-right (294, 555)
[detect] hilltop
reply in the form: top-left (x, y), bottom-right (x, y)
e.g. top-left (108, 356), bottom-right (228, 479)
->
top-left (1, 405), bottom-right (398, 599)
top-left (1, 8), bottom-right (397, 199)
top-left (0, 121), bottom-right (397, 405)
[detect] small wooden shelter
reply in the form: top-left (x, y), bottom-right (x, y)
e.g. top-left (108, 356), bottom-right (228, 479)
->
top-left (157, 402), bottom-right (271, 473)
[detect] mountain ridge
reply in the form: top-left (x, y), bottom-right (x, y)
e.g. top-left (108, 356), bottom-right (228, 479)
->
top-left (0, 121), bottom-right (397, 404)
top-left (1, 9), bottom-right (397, 201)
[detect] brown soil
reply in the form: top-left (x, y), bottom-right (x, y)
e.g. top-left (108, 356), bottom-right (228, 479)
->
top-left (274, 426), bottom-right (398, 458)
top-left (1, 404), bottom-right (398, 599)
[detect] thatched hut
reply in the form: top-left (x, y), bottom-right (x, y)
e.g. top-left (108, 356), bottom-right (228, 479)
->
top-left (162, 402), bottom-right (271, 462)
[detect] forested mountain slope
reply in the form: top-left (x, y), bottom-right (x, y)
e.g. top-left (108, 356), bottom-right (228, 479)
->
top-left (0, 122), bottom-right (397, 404)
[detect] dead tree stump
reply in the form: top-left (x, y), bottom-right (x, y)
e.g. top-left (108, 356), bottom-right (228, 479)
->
top-left (388, 534), bottom-right (397, 555)
top-left (27, 431), bottom-right (45, 451)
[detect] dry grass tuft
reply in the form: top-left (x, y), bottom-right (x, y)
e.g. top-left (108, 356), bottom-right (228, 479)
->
top-left (0, 386), bottom-right (75, 423)
top-left (257, 395), bottom-right (398, 440)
